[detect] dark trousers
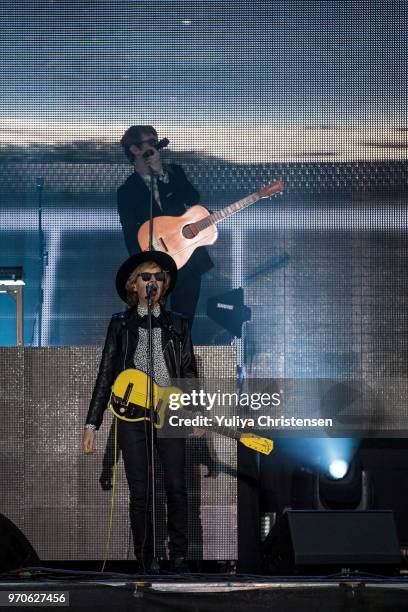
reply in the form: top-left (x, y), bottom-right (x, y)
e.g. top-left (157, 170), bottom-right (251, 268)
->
top-left (170, 266), bottom-right (201, 324)
top-left (117, 419), bottom-right (187, 563)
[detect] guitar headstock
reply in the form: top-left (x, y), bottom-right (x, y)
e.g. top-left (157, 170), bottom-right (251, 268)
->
top-left (258, 180), bottom-right (284, 198)
top-left (240, 433), bottom-right (274, 455)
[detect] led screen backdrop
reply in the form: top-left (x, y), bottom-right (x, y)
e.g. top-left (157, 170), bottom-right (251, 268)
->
top-left (1, 0), bottom-right (408, 560)
top-left (1, 0), bottom-right (407, 382)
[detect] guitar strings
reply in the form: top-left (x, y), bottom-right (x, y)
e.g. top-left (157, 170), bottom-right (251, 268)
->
top-left (146, 194), bottom-right (280, 258)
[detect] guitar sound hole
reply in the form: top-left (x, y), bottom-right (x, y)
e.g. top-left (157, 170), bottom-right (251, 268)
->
top-left (182, 225), bottom-right (193, 239)
top-left (182, 224), bottom-right (198, 239)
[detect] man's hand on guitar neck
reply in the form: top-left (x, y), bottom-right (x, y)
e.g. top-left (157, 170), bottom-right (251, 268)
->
top-left (82, 428), bottom-right (96, 454)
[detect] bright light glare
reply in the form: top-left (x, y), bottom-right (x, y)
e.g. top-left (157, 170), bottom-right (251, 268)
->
top-left (328, 459), bottom-right (349, 480)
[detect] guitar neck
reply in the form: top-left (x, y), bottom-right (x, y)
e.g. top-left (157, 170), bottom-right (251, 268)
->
top-left (196, 191), bottom-right (261, 232)
top-left (179, 406), bottom-right (242, 441)
top-left (210, 422), bottom-right (243, 441)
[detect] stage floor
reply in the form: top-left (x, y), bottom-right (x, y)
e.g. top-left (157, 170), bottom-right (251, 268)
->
top-left (1, 568), bottom-right (408, 612)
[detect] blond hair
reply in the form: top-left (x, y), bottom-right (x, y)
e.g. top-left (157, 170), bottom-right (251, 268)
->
top-left (125, 260), bottom-right (171, 306)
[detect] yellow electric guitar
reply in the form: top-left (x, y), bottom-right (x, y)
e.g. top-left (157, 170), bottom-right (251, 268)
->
top-left (109, 369), bottom-right (273, 456)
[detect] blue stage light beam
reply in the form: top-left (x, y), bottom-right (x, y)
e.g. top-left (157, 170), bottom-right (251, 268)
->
top-left (272, 437), bottom-right (360, 475)
top-left (328, 458), bottom-right (349, 480)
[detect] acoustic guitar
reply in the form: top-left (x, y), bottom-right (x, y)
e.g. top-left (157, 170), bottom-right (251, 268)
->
top-left (109, 368), bottom-right (273, 456)
top-left (138, 180), bottom-right (284, 269)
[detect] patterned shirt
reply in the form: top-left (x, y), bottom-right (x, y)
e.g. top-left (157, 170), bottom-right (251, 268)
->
top-left (133, 304), bottom-right (171, 387)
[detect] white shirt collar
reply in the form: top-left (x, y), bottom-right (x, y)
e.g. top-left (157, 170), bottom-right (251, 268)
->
top-left (137, 304), bottom-right (161, 317)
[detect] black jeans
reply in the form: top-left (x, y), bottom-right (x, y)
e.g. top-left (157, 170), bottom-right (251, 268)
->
top-left (170, 266), bottom-right (202, 325)
top-left (117, 419), bottom-right (187, 563)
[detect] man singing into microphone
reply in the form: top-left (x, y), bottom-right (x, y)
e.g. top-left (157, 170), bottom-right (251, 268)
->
top-left (117, 125), bottom-right (213, 325)
top-left (82, 250), bottom-right (204, 572)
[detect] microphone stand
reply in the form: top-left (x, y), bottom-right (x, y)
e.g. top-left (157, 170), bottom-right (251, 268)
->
top-left (147, 165), bottom-right (159, 572)
top-left (36, 177), bottom-right (48, 347)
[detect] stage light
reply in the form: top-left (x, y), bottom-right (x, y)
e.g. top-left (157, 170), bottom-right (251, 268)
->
top-left (286, 440), bottom-right (369, 511)
top-left (328, 459), bottom-right (349, 480)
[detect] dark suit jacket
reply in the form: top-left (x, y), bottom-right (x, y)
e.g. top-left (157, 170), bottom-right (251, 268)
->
top-left (117, 163), bottom-right (213, 275)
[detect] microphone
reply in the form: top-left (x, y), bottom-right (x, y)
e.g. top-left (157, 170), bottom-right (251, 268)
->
top-left (146, 281), bottom-right (156, 303)
top-left (142, 138), bottom-right (170, 159)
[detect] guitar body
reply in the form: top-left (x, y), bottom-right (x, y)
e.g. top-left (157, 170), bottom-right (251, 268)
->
top-left (137, 205), bottom-right (218, 269)
top-left (137, 181), bottom-right (284, 269)
top-left (108, 368), bottom-right (274, 455)
top-left (109, 368), bottom-right (181, 428)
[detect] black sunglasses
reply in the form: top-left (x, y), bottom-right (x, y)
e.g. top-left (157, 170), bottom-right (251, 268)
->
top-left (137, 271), bottom-right (165, 282)
top-left (136, 138), bottom-right (158, 148)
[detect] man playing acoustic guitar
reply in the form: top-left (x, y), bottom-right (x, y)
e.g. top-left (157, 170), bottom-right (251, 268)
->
top-left (117, 125), bottom-right (213, 325)
top-left (82, 251), bottom-right (204, 573)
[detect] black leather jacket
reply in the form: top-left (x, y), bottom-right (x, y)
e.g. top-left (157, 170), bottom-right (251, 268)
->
top-left (85, 306), bottom-right (197, 430)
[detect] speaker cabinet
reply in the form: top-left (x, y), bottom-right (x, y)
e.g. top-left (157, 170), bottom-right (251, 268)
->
top-left (0, 513), bottom-right (40, 573)
top-left (263, 510), bottom-right (400, 575)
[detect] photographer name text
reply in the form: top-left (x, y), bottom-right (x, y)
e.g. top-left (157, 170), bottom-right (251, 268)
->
top-left (168, 414), bottom-right (333, 429)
